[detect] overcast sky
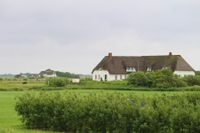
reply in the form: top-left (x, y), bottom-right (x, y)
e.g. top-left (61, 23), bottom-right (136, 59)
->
top-left (0, 0), bottom-right (200, 74)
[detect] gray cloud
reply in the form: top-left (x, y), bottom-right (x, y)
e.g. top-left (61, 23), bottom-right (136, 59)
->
top-left (0, 0), bottom-right (200, 74)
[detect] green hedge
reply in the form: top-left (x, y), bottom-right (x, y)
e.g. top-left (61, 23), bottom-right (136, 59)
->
top-left (16, 92), bottom-right (200, 133)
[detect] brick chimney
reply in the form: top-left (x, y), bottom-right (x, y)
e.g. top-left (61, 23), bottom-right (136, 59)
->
top-left (108, 52), bottom-right (112, 59)
top-left (169, 52), bottom-right (172, 56)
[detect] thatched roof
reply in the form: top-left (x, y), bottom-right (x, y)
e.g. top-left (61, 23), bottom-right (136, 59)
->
top-left (92, 54), bottom-right (195, 74)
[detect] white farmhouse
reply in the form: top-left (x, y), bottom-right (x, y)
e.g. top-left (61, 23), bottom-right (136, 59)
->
top-left (92, 52), bottom-right (195, 81)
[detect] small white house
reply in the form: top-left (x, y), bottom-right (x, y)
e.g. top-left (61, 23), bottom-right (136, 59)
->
top-left (71, 78), bottom-right (80, 83)
top-left (92, 52), bottom-right (195, 81)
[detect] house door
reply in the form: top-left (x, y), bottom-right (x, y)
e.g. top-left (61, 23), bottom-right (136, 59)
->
top-left (105, 75), bottom-right (107, 81)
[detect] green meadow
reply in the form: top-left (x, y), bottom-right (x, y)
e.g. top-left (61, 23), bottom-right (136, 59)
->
top-left (0, 79), bottom-right (45, 91)
top-left (0, 91), bottom-right (55, 133)
top-left (0, 78), bottom-right (200, 132)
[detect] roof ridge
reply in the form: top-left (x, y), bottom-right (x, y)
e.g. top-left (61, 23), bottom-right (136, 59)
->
top-left (105, 55), bottom-right (181, 57)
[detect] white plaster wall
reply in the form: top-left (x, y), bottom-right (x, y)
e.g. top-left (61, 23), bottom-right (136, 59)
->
top-left (92, 70), bottom-right (110, 81)
top-left (174, 71), bottom-right (195, 77)
top-left (92, 70), bottom-right (127, 81)
top-left (109, 74), bottom-right (127, 81)
top-left (107, 74), bottom-right (116, 81)
top-left (93, 70), bottom-right (195, 81)
top-left (43, 74), bottom-right (57, 78)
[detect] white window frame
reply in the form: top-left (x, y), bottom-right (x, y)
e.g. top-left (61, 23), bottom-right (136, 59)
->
top-left (126, 67), bottom-right (136, 72)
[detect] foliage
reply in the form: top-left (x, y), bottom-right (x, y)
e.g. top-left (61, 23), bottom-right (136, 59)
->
top-left (128, 69), bottom-right (187, 88)
top-left (55, 71), bottom-right (79, 78)
top-left (46, 78), bottom-right (69, 87)
top-left (127, 72), bottom-right (149, 87)
top-left (183, 75), bottom-right (200, 86)
top-left (195, 71), bottom-right (200, 76)
top-left (16, 92), bottom-right (200, 133)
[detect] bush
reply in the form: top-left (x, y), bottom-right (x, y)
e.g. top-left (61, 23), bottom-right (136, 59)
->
top-left (15, 92), bottom-right (200, 133)
top-left (183, 76), bottom-right (200, 86)
top-left (127, 72), bottom-right (149, 87)
top-left (22, 81), bottom-right (28, 84)
top-left (195, 71), bottom-right (200, 76)
top-left (128, 69), bottom-right (187, 88)
top-left (172, 77), bottom-right (188, 87)
top-left (46, 78), bottom-right (68, 87)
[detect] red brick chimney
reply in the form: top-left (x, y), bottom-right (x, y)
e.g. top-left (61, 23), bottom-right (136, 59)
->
top-left (108, 52), bottom-right (112, 59)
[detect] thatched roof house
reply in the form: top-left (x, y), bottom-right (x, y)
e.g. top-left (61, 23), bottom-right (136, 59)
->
top-left (92, 52), bottom-right (195, 81)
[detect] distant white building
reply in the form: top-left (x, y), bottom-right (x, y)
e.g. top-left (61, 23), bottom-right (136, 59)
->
top-left (92, 52), bottom-right (195, 81)
top-left (39, 69), bottom-right (57, 78)
top-left (72, 78), bottom-right (80, 83)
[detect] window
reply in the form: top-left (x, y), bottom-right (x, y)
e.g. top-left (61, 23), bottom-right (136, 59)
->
top-left (162, 66), bottom-right (168, 70)
top-left (105, 75), bottom-right (107, 81)
top-left (126, 67), bottom-right (136, 72)
top-left (98, 75), bottom-right (100, 80)
top-left (120, 75), bottom-right (123, 80)
top-left (95, 75), bottom-right (97, 80)
top-left (147, 67), bottom-right (152, 72)
top-left (115, 75), bottom-right (118, 80)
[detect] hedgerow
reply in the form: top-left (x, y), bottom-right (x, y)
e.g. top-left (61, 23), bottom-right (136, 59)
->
top-left (16, 92), bottom-right (200, 133)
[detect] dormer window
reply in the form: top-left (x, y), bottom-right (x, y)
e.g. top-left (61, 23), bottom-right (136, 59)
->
top-left (126, 67), bottom-right (136, 72)
top-left (147, 67), bottom-right (152, 72)
top-left (162, 66), bottom-right (168, 70)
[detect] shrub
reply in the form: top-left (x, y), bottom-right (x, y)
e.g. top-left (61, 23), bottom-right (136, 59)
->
top-left (183, 76), bottom-right (200, 86)
top-left (127, 72), bottom-right (149, 87)
top-left (46, 78), bottom-right (68, 87)
top-left (22, 81), bottom-right (28, 84)
top-left (128, 69), bottom-right (187, 88)
top-left (172, 77), bottom-right (188, 87)
top-left (195, 71), bottom-right (200, 76)
top-left (15, 92), bottom-right (200, 133)
top-left (152, 69), bottom-right (174, 88)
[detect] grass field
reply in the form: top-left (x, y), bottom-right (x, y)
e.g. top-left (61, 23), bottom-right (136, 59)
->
top-left (0, 79), bottom-right (45, 91)
top-left (0, 78), bottom-right (200, 132)
top-left (0, 89), bottom-right (196, 133)
top-left (0, 91), bottom-right (56, 133)
top-left (0, 79), bottom-right (129, 91)
top-left (1, 78), bottom-right (200, 92)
